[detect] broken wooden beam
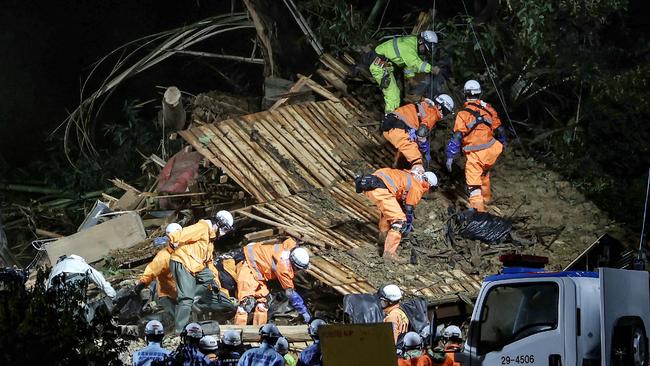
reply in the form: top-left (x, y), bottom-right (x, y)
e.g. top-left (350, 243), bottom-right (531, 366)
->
top-left (220, 324), bottom-right (311, 343)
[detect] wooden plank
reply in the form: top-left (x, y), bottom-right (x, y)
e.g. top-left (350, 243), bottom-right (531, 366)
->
top-left (44, 212), bottom-right (146, 264)
top-left (269, 76), bottom-right (310, 111)
top-left (293, 104), bottom-right (358, 162)
top-left (273, 108), bottom-right (342, 181)
top-left (244, 228), bottom-right (277, 241)
top-left (298, 73), bottom-right (340, 103)
top-left (316, 68), bottom-right (348, 94)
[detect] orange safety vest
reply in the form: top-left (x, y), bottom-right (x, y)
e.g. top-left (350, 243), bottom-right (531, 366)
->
top-left (372, 168), bottom-right (428, 206)
top-left (390, 101), bottom-right (442, 131)
top-left (243, 238), bottom-right (297, 289)
top-left (453, 100), bottom-right (502, 153)
top-left (139, 246), bottom-right (176, 299)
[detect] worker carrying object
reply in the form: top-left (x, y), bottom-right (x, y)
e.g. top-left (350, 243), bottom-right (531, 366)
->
top-left (382, 95), bottom-right (454, 170)
top-left (379, 284), bottom-right (410, 344)
top-left (134, 223), bottom-right (182, 322)
top-left (132, 320), bottom-right (170, 366)
top-left (368, 31), bottom-right (443, 112)
top-left (356, 167), bottom-right (438, 263)
top-left (445, 80), bottom-right (507, 212)
top-left (234, 238), bottom-right (312, 326)
top-left (160, 211), bottom-right (235, 334)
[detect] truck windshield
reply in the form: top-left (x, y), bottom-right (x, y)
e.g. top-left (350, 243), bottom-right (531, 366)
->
top-left (478, 282), bottom-right (558, 355)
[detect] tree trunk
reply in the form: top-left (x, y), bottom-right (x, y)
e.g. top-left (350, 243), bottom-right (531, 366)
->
top-left (161, 86), bottom-right (186, 131)
top-left (242, 0), bottom-right (277, 77)
top-left (0, 214), bottom-right (15, 267)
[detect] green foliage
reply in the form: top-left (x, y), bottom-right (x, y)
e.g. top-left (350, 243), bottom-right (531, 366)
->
top-left (0, 267), bottom-right (126, 365)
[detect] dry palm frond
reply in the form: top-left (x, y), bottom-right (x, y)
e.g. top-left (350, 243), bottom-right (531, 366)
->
top-left (56, 12), bottom-right (254, 169)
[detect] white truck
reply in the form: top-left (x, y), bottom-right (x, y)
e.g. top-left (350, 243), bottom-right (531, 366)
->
top-left (455, 254), bottom-right (649, 366)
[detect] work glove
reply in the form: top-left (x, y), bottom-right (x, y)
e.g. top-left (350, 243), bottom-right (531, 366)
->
top-left (153, 236), bottom-right (169, 247)
top-left (496, 134), bottom-right (508, 150)
top-left (446, 158), bottom-right (454, 173)
top-left (132, 281), bottom-right (146, 296)
top-left (407, 128), bottom-right (417, 142)
top-left (431, 65), bottom-right (441, 75)
top-left (301, 311), bottom-right (312, 323)
top-left (418, 139), bottom-right (431, 165)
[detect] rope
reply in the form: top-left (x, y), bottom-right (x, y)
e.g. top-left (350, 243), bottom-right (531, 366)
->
top-left (640, 167), bottom-right (650, 251)
top-left (459, 0), bottom-right (526, 154)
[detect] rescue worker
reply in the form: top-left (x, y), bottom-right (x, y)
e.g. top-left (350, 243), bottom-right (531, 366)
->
top-left (357, 168), bottom-right (438, 263)
top-left (47, 254), bottom-right (116, 298)
top-left (445, 80), bottom-right (508, 212)
top-left (237, 323), bottom-right (285, 366)
top-left (379, 284), bottom-right (409, 344)
top-left (442, 325), bottom-right (463, 366)
top-left (274, 337), bottom-right (296, 366)
top-left (159, 211), bottom-right (234, 333)
top-left (398, 332), bottom-right (433, 366)
top-left (234, 237), bottom-right (311, 326)
top-left (132, 320), bottom-right (170, 366)
top-left (297, 319), bottom-right (326, 366)
top-left (218, 330), bottom-right (245, 366)
top-left (381, 95), bottom-right (454, 170)
top-left (134, 223), bottom-right (182, 322)
top-left (368, 31), bottom-right (443, 112)
top-left (155, 322), bottom-right (209, 366)
top-left (199, 335), bottom-right (219, 364)
top-left (419, 325), bottom-right (453, 366)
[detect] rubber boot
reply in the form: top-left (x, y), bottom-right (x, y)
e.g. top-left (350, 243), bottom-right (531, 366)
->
top-left (252, 309), bottom-right (268, 325)
top-left (481, 173), bottom-right (492, 203)
top-left (468, 189), bottom-right (486, 212)
top-left (234, 310), bottom-right (248, 326)
top-left (383, 231), bottom-right (408, 264)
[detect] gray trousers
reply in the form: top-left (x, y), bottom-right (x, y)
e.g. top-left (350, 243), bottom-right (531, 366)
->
top-left (170, 260), bottom-right (214, 333)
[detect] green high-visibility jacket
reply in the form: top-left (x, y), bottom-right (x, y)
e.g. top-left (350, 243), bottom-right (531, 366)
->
top-left (374, 35), bottom-right (432, 77)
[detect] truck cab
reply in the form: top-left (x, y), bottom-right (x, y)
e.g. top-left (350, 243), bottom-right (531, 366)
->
top-left (458, 254), bottom-right (650, 366)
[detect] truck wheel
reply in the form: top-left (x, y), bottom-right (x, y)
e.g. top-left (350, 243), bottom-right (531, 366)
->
top-left (613, 323), bottom-right (648, 366)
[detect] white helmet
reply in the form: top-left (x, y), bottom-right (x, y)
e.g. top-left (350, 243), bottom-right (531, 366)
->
top-left (222, 330), bottom-right (242, 346)
top-left (379, 284), bottom-right (402, 302)
top-left (290, 247), bottom-right (310, 270)
top-left (144, 320), bottom-right (164, 336)
top-left (434, 94), bottom-right (454, 116)
top-left (403, 331), bottom-right (423, 349)
top-left (214, 210), bottom-right (234, 236)
top-left (423, 171), bottom-right (438, 187)
top-left (274, 337), bottom-right (289, 355)
top-left (165, 223), bottom-right (182, 235)
top-left (184, 322), bottom-right (204, 340)
top-left (420, 30), bottom-right (438, 53)
top-left (463, 80), bottom-right (481, 96)
top-left (443, 325), bottom-right (463, 339)
top-left (199, 335), bottom-right (219, 351)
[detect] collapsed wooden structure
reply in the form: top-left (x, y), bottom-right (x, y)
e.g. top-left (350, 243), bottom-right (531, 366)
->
top-left (179, 76), bottom-right (482, 304)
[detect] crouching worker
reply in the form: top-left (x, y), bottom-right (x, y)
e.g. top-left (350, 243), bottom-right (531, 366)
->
top-left (234, 237), bottom-right (311, 325)
top-left (356, 168), bottom-right (438, 263)
top-left (381, 95), bottom-right (454, 170)
top-left (132, 320), bottom-right (170, 366)
top-left (46, 254), bottom-right (116, 322)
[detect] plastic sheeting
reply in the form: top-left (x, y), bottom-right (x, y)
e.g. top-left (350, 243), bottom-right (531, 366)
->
top-left (454, 209), bottom-right (512, 244)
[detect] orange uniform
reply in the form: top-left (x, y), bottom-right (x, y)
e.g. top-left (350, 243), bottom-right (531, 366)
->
top-left (382, 101), bottom-right (443, 168)
top-left (444, 344), bottom-right (462, 366)
top-left (234, 238), bottom-right (297, 325)
top-left (138, 246), bottom-right (176, 299)
top-left (398, 353), bottom-right (434, 366)
top-left (384, 303), bottom-right (409, 344)
top-left (364, 168), bottom-right (429, 256)
top-left (453, 100), bottom-right (504, 211)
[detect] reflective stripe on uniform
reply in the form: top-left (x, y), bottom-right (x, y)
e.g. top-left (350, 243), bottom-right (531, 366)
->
top-left (403, 174), bottom-right (412, 203)
top-left (463, 138), bottom-right (497, 152)
top-left (419, 62), bottom-right (428, 72)
top-left (392, 37), bottom-right (401, 58)
top-left (270, 244), bottom-right (280, 273)
top-left (246, 244), bottom-right (264, 281)
top-left (467, 116), bottom-right (492, 130)
top-left (375, 172), bottom-right (398, 192)
top-left (416, 103), bottom-right (426, 120)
